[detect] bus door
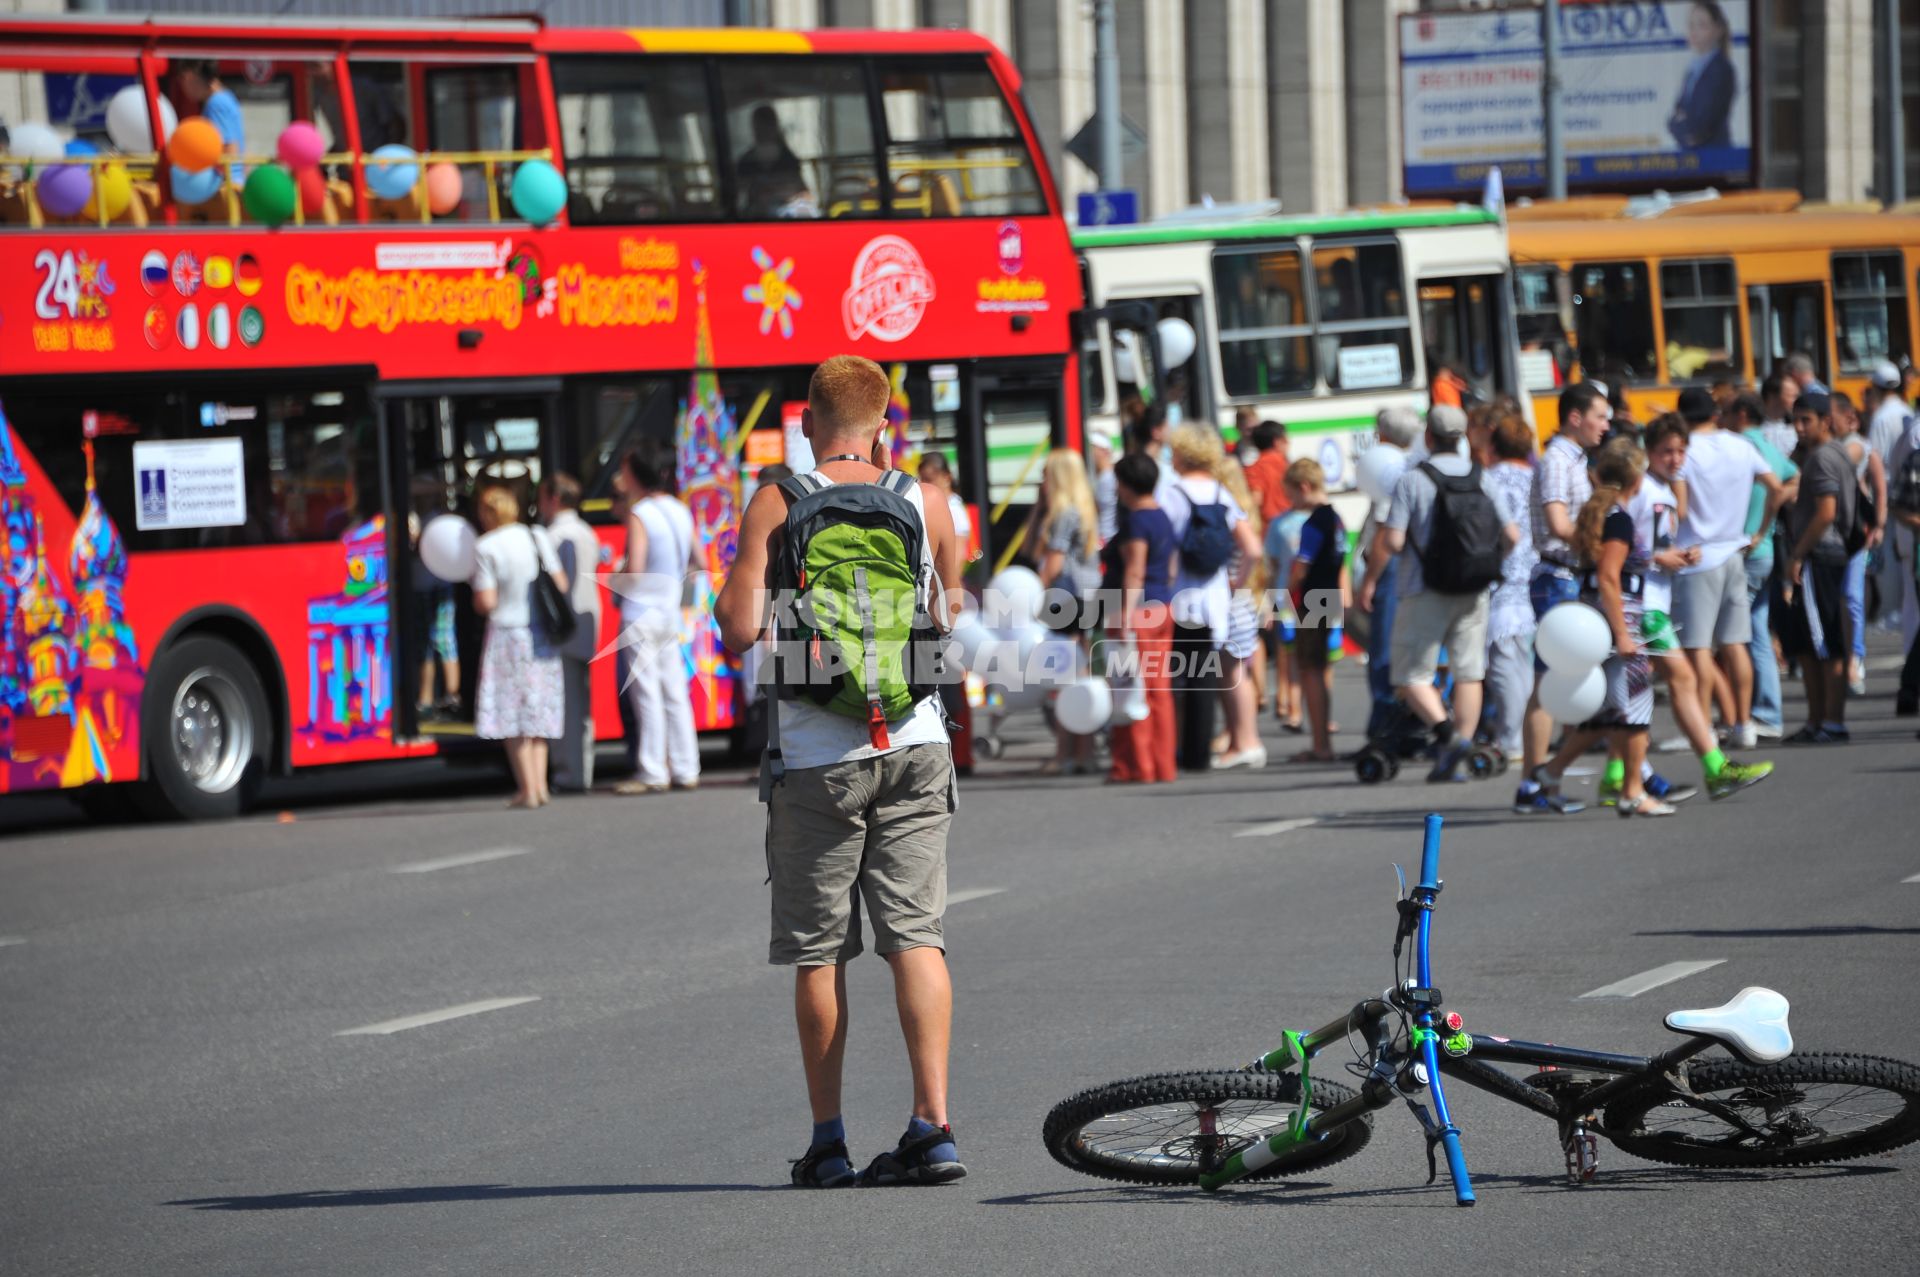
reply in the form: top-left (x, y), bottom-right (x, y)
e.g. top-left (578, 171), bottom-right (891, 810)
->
top-left (967, 362), bottom-right (1067, 572)
top-left (1747, 283), bottom-right (1828, 384)
top-left (380, 380), bottom-right (562, 739)
top-left (1419, 274), bottom-right (1509, 404)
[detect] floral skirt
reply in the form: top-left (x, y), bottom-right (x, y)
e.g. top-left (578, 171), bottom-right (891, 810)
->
top-left (476, 624), bottom-right (564, 740)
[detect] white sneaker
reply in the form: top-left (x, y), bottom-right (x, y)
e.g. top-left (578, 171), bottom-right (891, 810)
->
top-left (1754, 721), bottom-right (1783, 740)
top-left (1728, 723), bottom-right (1758, 751)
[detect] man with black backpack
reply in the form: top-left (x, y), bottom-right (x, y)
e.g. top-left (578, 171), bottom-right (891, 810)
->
top-left (714, 355), bottom-right (966, 1189)
top-left (1358, 406), bottom-right (1517, 781)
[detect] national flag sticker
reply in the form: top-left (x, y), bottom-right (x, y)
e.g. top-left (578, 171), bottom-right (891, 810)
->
top-left (177, 302), bottom-right (200, 350)
top-left (204, 255), bottom-right (234, 290)
top-left (238, 305), bottom-right (265, 347)
top-left (207, 302), bottom-right (232, 349)
top-left (144, 305), bottom-right (172, 350)
top-left (235, 253), bottom-right (262, 297)
top-left (141, 250), bottom-right (170, 296)
top-left (171, 251), bottom-right (202, 297)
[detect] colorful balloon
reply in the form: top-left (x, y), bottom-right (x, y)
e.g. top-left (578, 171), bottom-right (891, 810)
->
top-left (365, 144), bottom-right (418, 200)
top-left (242, 163), bottom-right (298, 227)
top-left (36, 163), bottom-right (93, 218)
top-left (508, 157), bottom-right (567, 226)
top-left (168, 117), bottom-right (224, 172)
top-left (296, 165), bottom-right (329, 217)
top-left (105, 86), bottom-right (177, 153)
top-left (425, 161), bottom-right (464, 216)
top-left (63, 138), bottom-right (100, 157)
top-left (81, 162), bottom-right (133, 222)
top-left (276, 120), bottom-right (326, 170)
top-left (170, 163), bottom-right (223, 205)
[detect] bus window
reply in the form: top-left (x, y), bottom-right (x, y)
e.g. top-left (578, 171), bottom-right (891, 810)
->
top-left (1659, 259), bottom-right (1742, 383)
top-left (1513, 264), bottom-right (1574, 392)
top-left (1419, 276), bottom-right (1499, 399)
top-left (718, 59), bottom-right (877, 221)
top-left (552, 57), bottom-right (718, 224)
top-left (1832, 251), bottom-right (1910, 374)
top-left (877, 61), bottom-right (1045, 218)
top-left (1570, 262), bottom-right (1657, 386)
top-left (1313, 241), bottom-right (1412, 392)
top-left (426, 65), bottom-right (523, 220)
top-left (1213, 245), bottom-right (1314, 398)
top-left (1748, 283), bottom-right (1827, 381)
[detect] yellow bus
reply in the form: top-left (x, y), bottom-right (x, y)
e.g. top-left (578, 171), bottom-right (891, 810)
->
top-left (1508, 196), bottom-right (1920, 430)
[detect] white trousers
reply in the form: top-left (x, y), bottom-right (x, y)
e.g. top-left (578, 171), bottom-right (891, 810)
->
top-left (622, 624), bottom-right (700, 787)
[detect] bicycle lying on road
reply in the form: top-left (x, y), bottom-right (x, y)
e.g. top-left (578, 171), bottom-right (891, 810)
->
top-left (1043, 815), bottom-right (1920, 1205)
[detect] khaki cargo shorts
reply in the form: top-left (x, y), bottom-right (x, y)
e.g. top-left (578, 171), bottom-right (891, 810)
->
top-left (766, 743), bottom-right (956, 966)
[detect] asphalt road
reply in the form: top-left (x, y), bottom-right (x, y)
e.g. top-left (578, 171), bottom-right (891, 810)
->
top-left (4, 641), bottom-right (1919, 1276)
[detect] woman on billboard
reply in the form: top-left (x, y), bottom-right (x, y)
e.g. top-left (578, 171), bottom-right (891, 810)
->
top-left (1667, 1), bottom-right (1736, 150)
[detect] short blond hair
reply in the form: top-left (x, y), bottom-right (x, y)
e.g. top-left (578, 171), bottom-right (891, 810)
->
top-left (1169, 422), bottom-right (1223, 474)
top-left (1284, 456), bottom-right (1325, 492)
top-left (475, 483), bottom-right (519, 529)
top-left (808, 355), bottom-right (891, 436)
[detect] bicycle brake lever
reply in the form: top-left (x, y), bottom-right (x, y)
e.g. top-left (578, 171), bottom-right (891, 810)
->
top-left (1393, 863), bottom-right (1407, 902)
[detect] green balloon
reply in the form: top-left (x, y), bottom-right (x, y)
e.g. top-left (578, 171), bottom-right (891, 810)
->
top-left (242, 163), bottom-right (298, 227)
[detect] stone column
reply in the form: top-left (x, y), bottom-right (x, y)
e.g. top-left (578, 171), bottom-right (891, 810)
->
top-left (1266, 0), bottom-right (1348, 213)
top-left (1344, 0), bottom-right (1415, 206)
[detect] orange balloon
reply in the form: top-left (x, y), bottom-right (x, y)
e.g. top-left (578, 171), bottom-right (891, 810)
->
top-left (425, 162), bottom-right (463, 216)
top-left (168, 116), bottom-right (224, 171)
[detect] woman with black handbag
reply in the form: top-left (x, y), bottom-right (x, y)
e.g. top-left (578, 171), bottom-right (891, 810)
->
top-left (472, 483), bottom-right (569, 809)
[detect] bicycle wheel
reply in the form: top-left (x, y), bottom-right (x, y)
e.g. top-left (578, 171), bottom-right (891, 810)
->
top-left (1604, 1052), bottom-right (1920, 1167)
top-left (1044, 1070), bottom-right (1373, 1185)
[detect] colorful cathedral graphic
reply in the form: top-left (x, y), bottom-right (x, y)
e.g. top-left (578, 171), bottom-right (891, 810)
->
top-left (1, 407), bottom-right (144, 793)
top-left (303, 513), bottom-right (391, 744)
top-left (675, 260), bottom-right (742, 731)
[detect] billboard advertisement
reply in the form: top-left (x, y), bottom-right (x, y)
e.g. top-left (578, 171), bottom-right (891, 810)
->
top-left (1400, 1), bottom-right (1753, 197)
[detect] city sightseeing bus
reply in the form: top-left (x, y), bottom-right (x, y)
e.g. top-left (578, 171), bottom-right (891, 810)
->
top-left (1074, 205), bottom-right (1527, 527)
top-left (1507, 193), bottom-right (1920, 430)
top-left (0, 15), bottom-right (1081, 819)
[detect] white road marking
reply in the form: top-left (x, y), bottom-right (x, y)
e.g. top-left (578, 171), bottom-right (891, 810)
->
top-left (0, 937), bottom-right (26, 948)
top-left (1578, 960), bottom-right (1725, 1000)
top-left (1866, 653), bottom-right (1905, 672)
top-left (389, 847), bottom-right (530, 875)
top-left (1903, 872), bottom-right (1920, 884)
top-left (947, 887), bottom-right (1006, 905)
top-left (1234, 816), bottom-right (1320, 839)
top-left (335, 996), bottom-right (540, 1037)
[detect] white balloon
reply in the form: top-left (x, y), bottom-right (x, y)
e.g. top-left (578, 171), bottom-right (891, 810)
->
top-left (105, 86), bottom-right (177, 153)
top-left (1156, 316), bottom-right (1197, 369)
top-left (1539, 664), bottom-right (1607, 725)
top-left (7, 122), bottom-right (64, 160)
top-left (1355, 445), bottom-right (1399, 506)
top-left (1535, 601), bottom-right (1612, 672)
top-left (985, 566), bottom-right (1044, 628)
top-left (1027, 632), bottom-right (1081, 688)
top-left (419, 514), bottom-right (478, 583)
top-left (1112, 330), bottom-right (1140, 385)
top-left (1055, 677), bottom-right (1113, 735)
top-left (949, 615), bottom-right (996, 672)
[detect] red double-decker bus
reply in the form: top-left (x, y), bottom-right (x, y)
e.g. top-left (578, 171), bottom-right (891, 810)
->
top-left (0, 16), bottom-right (1080, 818)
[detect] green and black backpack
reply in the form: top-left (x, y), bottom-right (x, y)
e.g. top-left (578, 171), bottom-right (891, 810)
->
top-left (762, 469), bottom-right (947, 792)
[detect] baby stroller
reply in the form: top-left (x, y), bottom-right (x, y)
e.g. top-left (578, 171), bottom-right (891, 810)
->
top-left (1351, 696), bottom-right (1507, 785)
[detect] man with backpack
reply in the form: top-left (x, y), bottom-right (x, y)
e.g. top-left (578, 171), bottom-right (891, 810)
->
top-left (714, 355), bottom-right (966, 1189)
top-left (1778, 392), bottom-right (1859, 742)
top-left (1358, 406), bottom-right (1516, 781)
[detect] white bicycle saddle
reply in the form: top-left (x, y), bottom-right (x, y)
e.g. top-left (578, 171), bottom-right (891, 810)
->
top-left (1663, 986), bottom-right (1793, 1064)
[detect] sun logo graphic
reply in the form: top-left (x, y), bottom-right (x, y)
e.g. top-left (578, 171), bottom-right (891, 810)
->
top-left (743, 246), bottom-right (802, 339)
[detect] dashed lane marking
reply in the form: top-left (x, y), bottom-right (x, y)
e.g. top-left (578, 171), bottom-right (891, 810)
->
top-left (335, 997), bottom-right (540, 1037)
top-left (1578, 960), bottom-right (1725, 1000)
top-left (0, 937), bottom-right (25, 948)
top-left (1903, 873), bottom-right (1920, 884)
top-left (947, 887), bottom-right (1007, 905)
top-left (1234, 817), bottom-right (1320, 839)
top-left (390, 847), bottom-right (531, 875)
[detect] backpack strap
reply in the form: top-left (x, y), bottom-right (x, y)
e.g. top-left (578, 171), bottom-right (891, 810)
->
top-left (854, 565), bottom-right (890, 750)
top-left (878, 468), bottom-right (919, 497)
top-left (779, 472), bottom-right (828, 501)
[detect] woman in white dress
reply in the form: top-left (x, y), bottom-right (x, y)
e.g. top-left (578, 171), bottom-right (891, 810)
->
top-left (471, 484), bottom-right (567, 808)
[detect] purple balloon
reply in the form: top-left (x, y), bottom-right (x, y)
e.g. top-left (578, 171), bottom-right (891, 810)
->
top-left (37, 163), bottom-right (94, 218)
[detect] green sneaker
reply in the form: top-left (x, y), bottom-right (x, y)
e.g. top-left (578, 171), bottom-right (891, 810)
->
top-left (1596, 779), bottom-right (1620, 808)
top-left (1707, 758), bottom-right (1773, 800)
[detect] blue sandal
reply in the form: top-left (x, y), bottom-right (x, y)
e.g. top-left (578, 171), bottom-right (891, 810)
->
top-left (789, 1138), bottom-right (856, 1188)
top-left (859, 1124), bottom-right (967, 1186)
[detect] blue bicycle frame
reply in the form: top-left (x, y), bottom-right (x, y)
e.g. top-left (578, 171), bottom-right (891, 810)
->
top-left (1201, 813), bottom-right (1476, 1204)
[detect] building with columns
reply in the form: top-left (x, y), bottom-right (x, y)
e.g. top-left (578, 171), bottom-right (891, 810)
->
top-left (4, 0), bottom-right (1913, 216)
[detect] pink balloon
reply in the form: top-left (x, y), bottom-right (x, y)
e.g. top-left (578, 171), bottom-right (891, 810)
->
top-left (425, 162), bottom-right (463, 216)
top-left (277, 120), bottom-right (326, 170)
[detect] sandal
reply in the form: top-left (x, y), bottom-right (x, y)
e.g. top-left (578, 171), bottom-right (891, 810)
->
top-left (1289, 748), bottom-right (1336, 763)
top-left (859, 1123), bottom-right (967, 1186)
top-left (790, 1139), bottom-right (857, 1189)
top-left (1616, 794), bottom-right (1678, 818)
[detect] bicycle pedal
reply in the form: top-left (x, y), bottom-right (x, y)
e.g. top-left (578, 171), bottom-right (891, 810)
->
top-left (1562, 1123), bottom-right (1600, 1183)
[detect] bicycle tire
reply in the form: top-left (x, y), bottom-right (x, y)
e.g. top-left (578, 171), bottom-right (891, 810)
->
top-left (1044, 1069), bottom-right (1373, 1185)
top-left (1603, 1052), bottom-right (1920, 1167)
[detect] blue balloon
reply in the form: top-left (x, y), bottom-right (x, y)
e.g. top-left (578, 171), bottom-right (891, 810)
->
top-left (64, 138), bottom-right (100, 157)
top-left (508, 158), bottom-right (567, 227)
top-left (366, 144), bottom-right (419, 201)
top-left (171, 163), bottom-right (223, 204)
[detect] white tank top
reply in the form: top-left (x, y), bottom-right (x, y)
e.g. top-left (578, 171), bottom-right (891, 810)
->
top-left (621, 495), bottom-right (695, 626)
top-left (776, 471), bottom-right (950, 772)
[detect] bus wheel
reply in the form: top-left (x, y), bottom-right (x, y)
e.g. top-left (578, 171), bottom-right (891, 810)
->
top-left (137, 635), bottom-right (271, 821)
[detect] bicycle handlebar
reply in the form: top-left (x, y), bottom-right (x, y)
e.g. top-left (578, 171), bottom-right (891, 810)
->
top-left (1414, 813), bottom-right (1476, 1207)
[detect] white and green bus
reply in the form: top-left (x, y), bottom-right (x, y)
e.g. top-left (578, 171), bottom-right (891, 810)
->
top-left (1074, 206), bottom-right (1528, 526)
